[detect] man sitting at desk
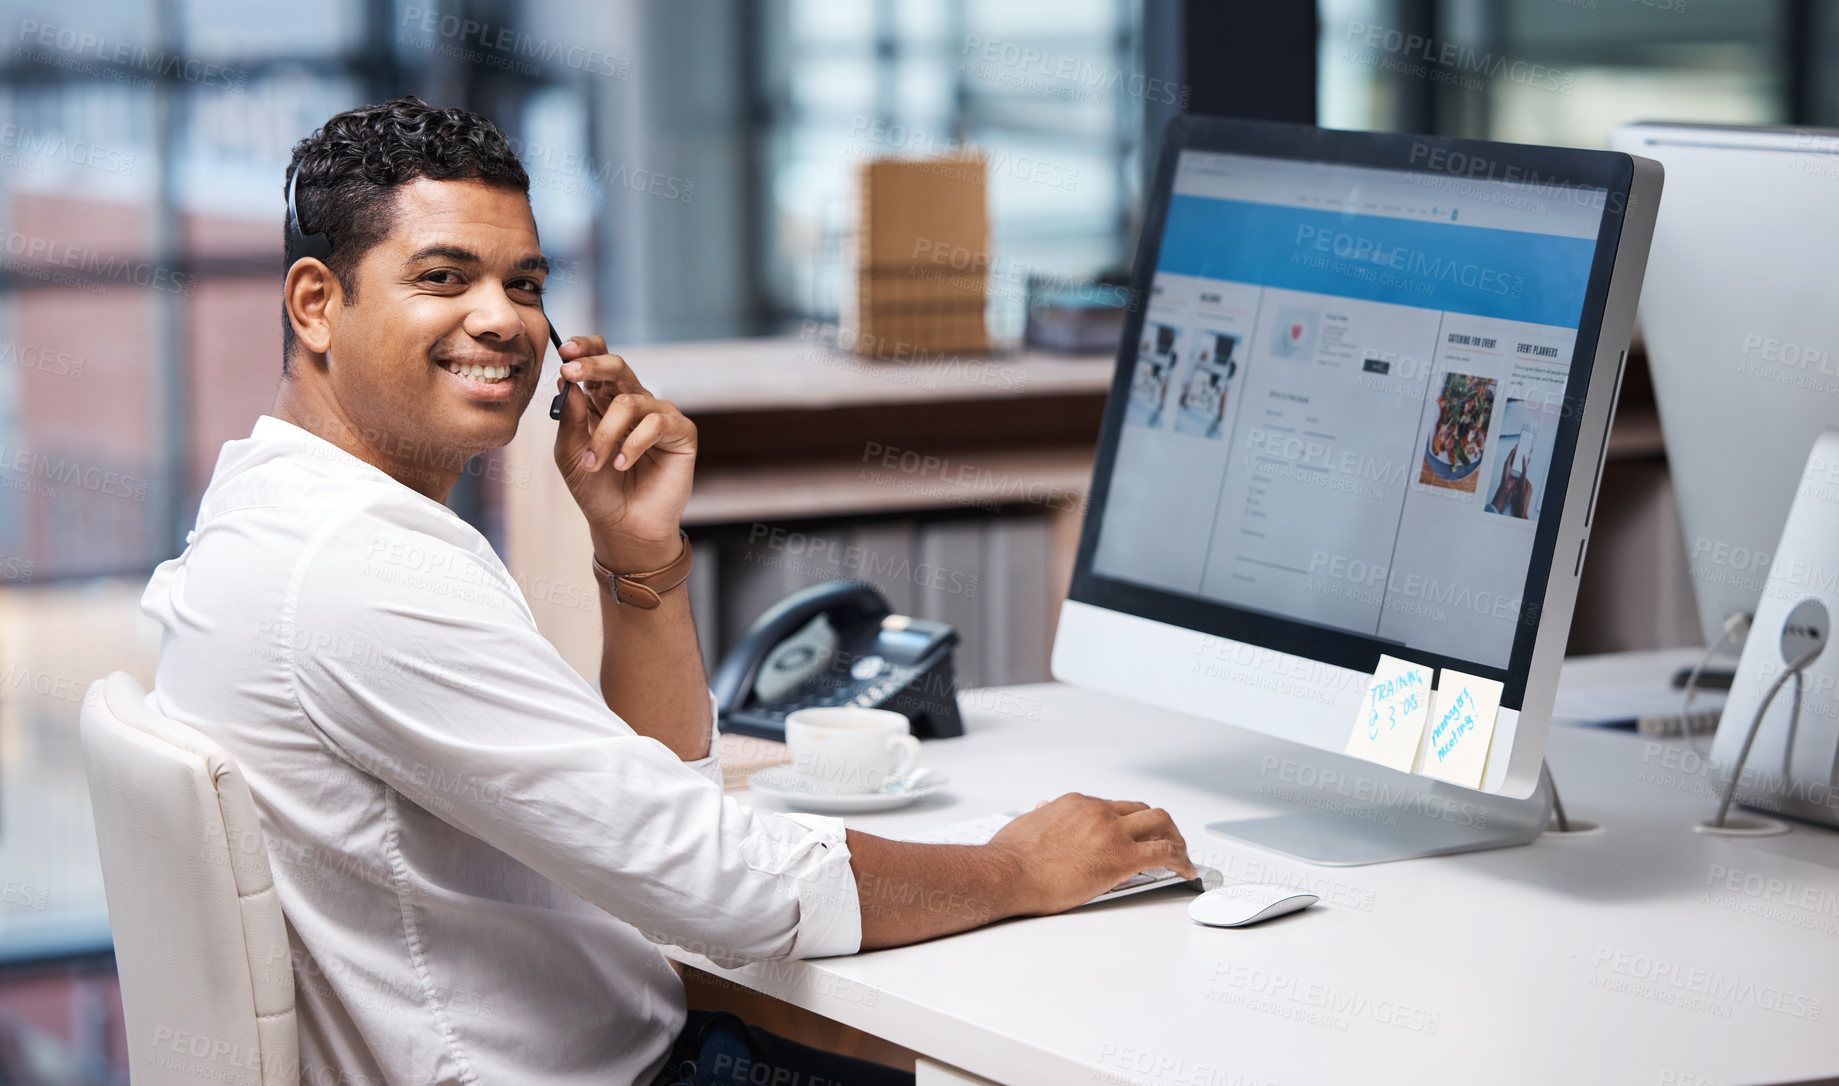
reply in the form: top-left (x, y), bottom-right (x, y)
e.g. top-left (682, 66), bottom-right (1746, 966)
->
top-left (140, 96), bottom-right (1195, 1086)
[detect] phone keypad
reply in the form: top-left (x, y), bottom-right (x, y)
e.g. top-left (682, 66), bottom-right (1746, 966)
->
top-left (756, 663), bottom-right (923, 718)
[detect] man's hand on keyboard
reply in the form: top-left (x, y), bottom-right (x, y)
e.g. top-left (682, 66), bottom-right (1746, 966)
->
top-left (985, 794), bottom-right (1198, 917)
top-left (845, 793), bottom-right (1197, 948)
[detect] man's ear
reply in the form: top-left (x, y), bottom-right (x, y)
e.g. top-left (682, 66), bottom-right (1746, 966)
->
top-left (284, 259), bottom-right (341, 358)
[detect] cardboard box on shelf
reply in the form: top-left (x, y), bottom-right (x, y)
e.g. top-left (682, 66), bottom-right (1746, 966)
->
top-left (844, 154), bottom-right (990, 359)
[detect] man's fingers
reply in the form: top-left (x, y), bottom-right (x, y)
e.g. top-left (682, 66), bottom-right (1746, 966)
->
top-left (582, 393), bottom-right (651, 472)
top-left (558, 334), bottom-right (607, 360)
top-left (1136, 837), bottom-right (1198, 880)
top-left (560, 348), bottom-right (647, 397)
top-left (1118, 806), bottom-right (1178, 841)
top-left (1119, 808), bottom-right (1196, 878)
top-left (1103, 799), bottom-right (1151, 816)
top-left (615, 414), bottom-right (666, 471)
top-left (614, 411), bottom-right (693, 471)
top-left (553, 379), bottom-right (595, 444)
top-left (583, 394), bottom-right (692, 473)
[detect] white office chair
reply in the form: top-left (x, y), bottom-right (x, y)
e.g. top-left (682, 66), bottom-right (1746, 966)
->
top-left (80, 672), bottom-right (298, 1085)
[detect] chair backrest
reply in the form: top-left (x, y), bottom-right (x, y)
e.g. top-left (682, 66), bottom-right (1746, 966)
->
top-left (80, 672), bottom-right (298, 1086)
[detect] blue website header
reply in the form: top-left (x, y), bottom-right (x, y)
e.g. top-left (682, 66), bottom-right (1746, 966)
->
top-left (1156, 195), bottom-right (1600, 329)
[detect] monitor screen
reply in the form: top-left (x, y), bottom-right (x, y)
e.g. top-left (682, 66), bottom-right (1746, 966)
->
top-left (1089, 149), bottom-right (1609, 673)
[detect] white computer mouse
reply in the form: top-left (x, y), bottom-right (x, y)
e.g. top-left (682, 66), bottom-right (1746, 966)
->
top-left (1188, 882), bottom-right (1319, 927)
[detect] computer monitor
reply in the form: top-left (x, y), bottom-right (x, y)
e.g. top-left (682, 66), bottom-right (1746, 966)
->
top-left (1606, 123), bottom-right (1839, 652)
top-left (1051, 116), bottom-right (1661, 822)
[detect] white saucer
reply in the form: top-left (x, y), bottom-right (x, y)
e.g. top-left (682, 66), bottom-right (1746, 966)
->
top-left (748, 766), bottom-right (948, 813)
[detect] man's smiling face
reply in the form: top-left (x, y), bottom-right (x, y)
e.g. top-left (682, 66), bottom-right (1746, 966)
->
top-left (323, 177), bottom-right (549, 472)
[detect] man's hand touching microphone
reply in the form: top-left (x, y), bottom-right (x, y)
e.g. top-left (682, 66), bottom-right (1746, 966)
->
top-left (550, 335), bottom-right (696, 570)
top-left (551, 334), bottom-right (708, 760)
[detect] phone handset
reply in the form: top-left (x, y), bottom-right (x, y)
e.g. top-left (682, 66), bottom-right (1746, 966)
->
top-left (713, 580), bottom-right (965, 740)
top-left (712, 581), bottom-right (890, 718)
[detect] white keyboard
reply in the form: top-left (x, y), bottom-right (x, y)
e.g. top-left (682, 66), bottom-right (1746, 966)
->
top-left (887, 812), bottom-right (1222, 905)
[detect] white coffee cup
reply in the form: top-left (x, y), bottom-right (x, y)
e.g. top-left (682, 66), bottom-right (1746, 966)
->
top-left (784, 707), bottom-right (920, 794)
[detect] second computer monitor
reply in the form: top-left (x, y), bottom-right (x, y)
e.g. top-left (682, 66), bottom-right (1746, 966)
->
top-left (1608, 122), bottom-right (1839, 651)
top-left (1053, 116), bottom-right (1661, 799)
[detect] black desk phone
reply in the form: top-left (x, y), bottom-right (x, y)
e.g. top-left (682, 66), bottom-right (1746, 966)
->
top-left (712, 581), bottom-right (964, 741)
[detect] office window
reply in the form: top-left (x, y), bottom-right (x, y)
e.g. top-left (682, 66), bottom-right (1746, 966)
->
top-left (1317, 0), bottom-right (1787, 147)
top-left (0, 0), bottom-right (604, 1003)
top-left (756, 0), bottom-right (1147, 335)
top-left (1485, 1), bottom-right (1784, 146)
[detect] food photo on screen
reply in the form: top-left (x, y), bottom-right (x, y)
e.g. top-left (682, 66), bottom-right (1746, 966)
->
top-left (1418, 372), bottom-right (1497, 494)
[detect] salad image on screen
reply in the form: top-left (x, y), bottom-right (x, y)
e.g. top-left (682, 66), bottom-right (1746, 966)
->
top-left (1418, 373), bottom-right (1497, 493)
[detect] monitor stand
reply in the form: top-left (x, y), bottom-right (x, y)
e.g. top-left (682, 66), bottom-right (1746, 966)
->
top-left (1205, 769), bottom-right (1554, 867)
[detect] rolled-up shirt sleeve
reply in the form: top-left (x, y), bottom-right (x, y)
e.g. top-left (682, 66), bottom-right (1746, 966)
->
top-left (682, 688), bottom-right (724, 789)
top-left (284, 502), bottom-right (861, 964)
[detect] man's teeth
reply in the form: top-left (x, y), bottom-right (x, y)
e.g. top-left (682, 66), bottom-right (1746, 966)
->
top-left (441, 360), bottom-right (513, 382)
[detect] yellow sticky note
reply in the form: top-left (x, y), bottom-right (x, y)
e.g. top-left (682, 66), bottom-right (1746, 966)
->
top-left (1345, 655), bottom-right (1434, 771)
top-left (1420, 670), bottom-right (1504, 787)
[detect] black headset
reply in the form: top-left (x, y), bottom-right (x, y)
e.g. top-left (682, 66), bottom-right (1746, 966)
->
top-left (284, 165), bottom-right (332, 264)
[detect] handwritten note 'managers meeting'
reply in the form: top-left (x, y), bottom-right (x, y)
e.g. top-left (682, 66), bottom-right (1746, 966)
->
top-left (1431, 687), bottom-right (1477, 760)
top-left (1420, 670), bottom-right (1504, 788)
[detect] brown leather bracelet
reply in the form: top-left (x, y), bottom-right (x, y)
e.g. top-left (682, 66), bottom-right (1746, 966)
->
top-left (591, 530), bottom-right (691, 609)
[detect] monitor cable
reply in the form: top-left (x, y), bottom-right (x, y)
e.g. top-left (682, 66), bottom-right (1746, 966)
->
top-left (1829, 700), bottom-right (1839, 798)
top-left (1681, 611), bottom-right (1751, 755)
top-left (1709, 642), bottom-right (1820, 830)
top-left (1540, 760), bottom-right (1569, 832)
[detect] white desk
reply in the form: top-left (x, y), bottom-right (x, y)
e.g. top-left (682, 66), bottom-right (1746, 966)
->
top-left (675, 650), bottom-right (1839, 1086)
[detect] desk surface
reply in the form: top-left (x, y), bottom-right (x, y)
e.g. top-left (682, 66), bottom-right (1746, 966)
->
top-left (683, 652), bottom-right (1839, 1086)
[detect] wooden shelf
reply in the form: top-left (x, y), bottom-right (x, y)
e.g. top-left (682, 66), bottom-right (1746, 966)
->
top-left (638, 335), bottom-right (1117, 414)
top-left (685, 446), bottom-right (1095, 527)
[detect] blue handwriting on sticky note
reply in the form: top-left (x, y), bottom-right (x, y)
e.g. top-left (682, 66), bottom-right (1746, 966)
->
top-left (1420, 670), bottom-right (1504, 787)
top-left (1344, 655), bottom-right (1433, 771)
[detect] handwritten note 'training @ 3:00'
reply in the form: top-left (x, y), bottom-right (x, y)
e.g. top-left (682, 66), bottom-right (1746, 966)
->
top-left (1420, 670), bottom-right (1505, 788)
top-left (1344, 655), bottom-right (1433, 772)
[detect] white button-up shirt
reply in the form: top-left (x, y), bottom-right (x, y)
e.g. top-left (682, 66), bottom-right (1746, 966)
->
top-left (140, 415), bottom-right (861, 1086)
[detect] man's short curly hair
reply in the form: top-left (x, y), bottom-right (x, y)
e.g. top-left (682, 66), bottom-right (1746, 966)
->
top-left (281, 96), bottom-right (531, 375)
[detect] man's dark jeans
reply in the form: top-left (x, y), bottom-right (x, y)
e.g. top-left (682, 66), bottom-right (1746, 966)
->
top-left (653, 1009), bottom-right (916, 1086)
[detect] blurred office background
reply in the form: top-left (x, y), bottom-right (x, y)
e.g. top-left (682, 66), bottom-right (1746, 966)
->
top-left (0, 0), bottom-right (1833, 1077)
